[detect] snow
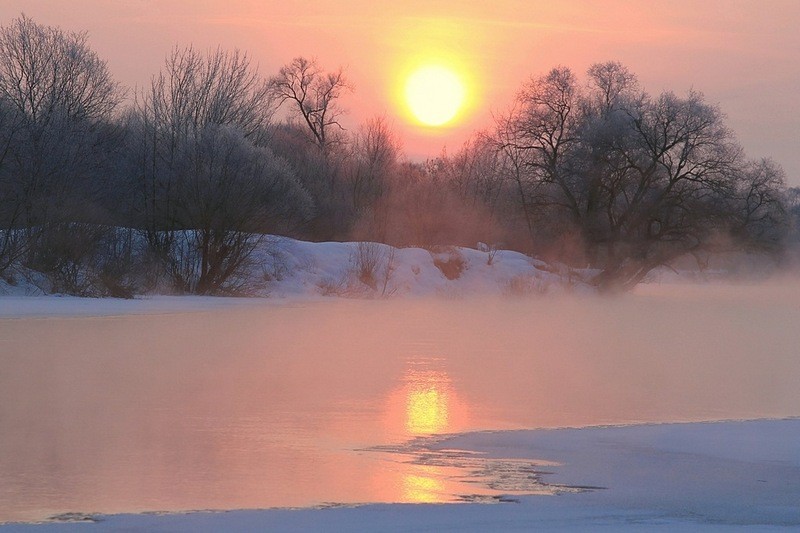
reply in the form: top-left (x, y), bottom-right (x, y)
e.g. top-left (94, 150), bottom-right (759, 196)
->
top-left (250, 236), bottom-right (573, 299)
top-left (438, 419), bottom-right (800, 528)
top-left (0, 236), bottom-right (581, 311)
top-left (2, 419), bottom-right (798, 531)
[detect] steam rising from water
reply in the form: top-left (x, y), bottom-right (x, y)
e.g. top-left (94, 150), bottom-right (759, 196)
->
top-left (1, 280), bottom-right (799, 520)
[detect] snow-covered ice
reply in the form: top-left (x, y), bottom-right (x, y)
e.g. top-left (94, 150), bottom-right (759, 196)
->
top-left (2, 419), bottom-right (798, 531)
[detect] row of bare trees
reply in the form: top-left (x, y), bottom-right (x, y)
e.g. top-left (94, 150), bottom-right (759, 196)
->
top-left (0, 15), bottom-right (793, 295)
top-left (121, 46), bottom-right (313, 294)
top-left (0, 16), bottom-right (327, 294)
top-left (0, 15), bottom-right (126, 293)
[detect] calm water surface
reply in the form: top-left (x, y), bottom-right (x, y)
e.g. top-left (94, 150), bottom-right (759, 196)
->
top-left (1, 283), bottom-right (800, 522)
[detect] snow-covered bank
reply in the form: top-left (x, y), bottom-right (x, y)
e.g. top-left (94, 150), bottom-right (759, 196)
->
top-left (3, 419), bottom-right (798, 531)
top-left (0, 236), bottom-right (585, 301)
top-left (0, 236), bottom-right (586, 317)
top-left (249, 237), bottom-right (576, 298)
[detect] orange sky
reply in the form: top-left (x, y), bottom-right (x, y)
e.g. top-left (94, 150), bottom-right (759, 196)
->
top-left (2, 1), bottom-right (799, 183)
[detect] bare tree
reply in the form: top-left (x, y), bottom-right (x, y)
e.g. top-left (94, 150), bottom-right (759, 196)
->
top-left (0, 101), bottom-right (24, 275)
top-left (495, 61), bottom-right (786, 290)
top-left (126, 46), bottom-right (283, 281)
top-left (728, 158), bottom-right (787, 250)
top-left (494, 67), bottom-right (585, 257)
top-left (142, 46), bottom-right (275, 146)
top-left (125, 47), bottom-right (312, 293)
top-left (350, 116), bottom-right (399, 211)
top-left (268, 57), bottom-right (352, 152)
top-left (266, 58), bottom-right (354, 241)
top-left (586, 61), bottom-right (640, 114)
top-left (0, 15), bottom-right (124, 284)
top-left (587, 89), bottom-right (744, 289)
top-left (168, 124), bottom-right (311, 294)
top-left (512, 66), bottom-right (582, 207)
top-left (0, 14), bottom-right (123, 223)
top-left (0, 15), bottom-right (121, 124)
top-left (264, 121), bottom-right (353, 240)
top-left (446, 134), bottom-right (506, 215)
top-left (493, 109), bottom-right (539, 247)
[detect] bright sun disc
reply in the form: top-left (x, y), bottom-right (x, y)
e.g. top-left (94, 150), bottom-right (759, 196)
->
top-left (405, 65), bottom-right (465, 127)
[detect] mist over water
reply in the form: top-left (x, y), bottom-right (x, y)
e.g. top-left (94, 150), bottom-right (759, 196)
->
top-left (1, 282), bottom-right (799, 521)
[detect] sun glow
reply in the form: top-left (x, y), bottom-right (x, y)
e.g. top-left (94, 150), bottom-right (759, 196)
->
top-left (404, 368), bottom-right (451, 434)
top-left (401, 468), bottom-right (448, 503)
top-left (404, 65), bottom-right (466, 127)
top-left (406, 382), bottom-right (449, 434)
top-left (383, 359), bottom-right (469, 439)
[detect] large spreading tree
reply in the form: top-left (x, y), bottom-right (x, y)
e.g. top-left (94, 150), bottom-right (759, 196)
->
top-left (495, 62), bottom-right (786, 290)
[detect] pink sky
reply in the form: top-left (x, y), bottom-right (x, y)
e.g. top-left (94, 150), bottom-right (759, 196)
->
top-left (2, 1), bottom-right (799, 184)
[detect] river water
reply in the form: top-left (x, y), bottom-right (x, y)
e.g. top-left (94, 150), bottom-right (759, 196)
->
top-left (1, 283), bottom-right (799, 522)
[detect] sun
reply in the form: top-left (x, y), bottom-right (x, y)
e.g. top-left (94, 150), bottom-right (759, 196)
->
top-left (404, 65), bottom-right (466, 127)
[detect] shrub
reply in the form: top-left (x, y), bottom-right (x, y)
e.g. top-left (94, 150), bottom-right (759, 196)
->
top-left (430, 246), bottom-right (466, 280)
top-left (503, 274), bottom-right (549, 297)
top-left (25, 224), bottom-right (139, 297)
top-left (353, 241), bottom-right (383, 289)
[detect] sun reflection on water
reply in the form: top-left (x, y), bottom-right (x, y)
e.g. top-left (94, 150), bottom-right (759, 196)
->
top-left (387, 358), bottom-right (469, 438)
top-left (405, 370), bottom-right (450, 435)
top-left (376, 359), bottom-right (475, 503)
top-left (401, 467), bottom-right (447, 503)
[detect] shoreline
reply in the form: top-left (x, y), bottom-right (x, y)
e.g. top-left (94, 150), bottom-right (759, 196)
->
top-left (3, 418), bottom-right (799, 531)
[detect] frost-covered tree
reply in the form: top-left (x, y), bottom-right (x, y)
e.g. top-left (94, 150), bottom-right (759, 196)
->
top-left (787, 187), bottom-right (800, 244)
top-left (127, 46), bottom-right (276, 248)
top-left (347, 116), bottom-right (400, 229)
top-left (0, 14), bottom-right (124, 281)
top-left (0, 98), bottom-right (23, 273)
top-left (125, 46), bottom-right (311, 293)
top-left (495, 61), bottom-right (787, 290)
top-left (168, 124), bottom-right (311, 294)
top-left (728, 158), bottom-right (787, 250)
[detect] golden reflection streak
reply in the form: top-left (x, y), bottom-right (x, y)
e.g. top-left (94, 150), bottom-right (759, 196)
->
top-left (401, 467), bottom-right (447, 503)
top-left (404, 369), bottom-right (450, 435)
top-left (378, 361), bottom-right (473, 503)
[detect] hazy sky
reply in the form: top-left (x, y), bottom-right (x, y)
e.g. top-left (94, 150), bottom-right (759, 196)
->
top-left (2, 1), bottom-right (799, 183)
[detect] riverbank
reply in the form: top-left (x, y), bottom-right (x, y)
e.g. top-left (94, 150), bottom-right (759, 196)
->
top-left (0, 236), bottom-right (592, 300)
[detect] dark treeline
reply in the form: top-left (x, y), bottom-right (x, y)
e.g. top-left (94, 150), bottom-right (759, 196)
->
top-left (0, 15), bottom-right (795, 295)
